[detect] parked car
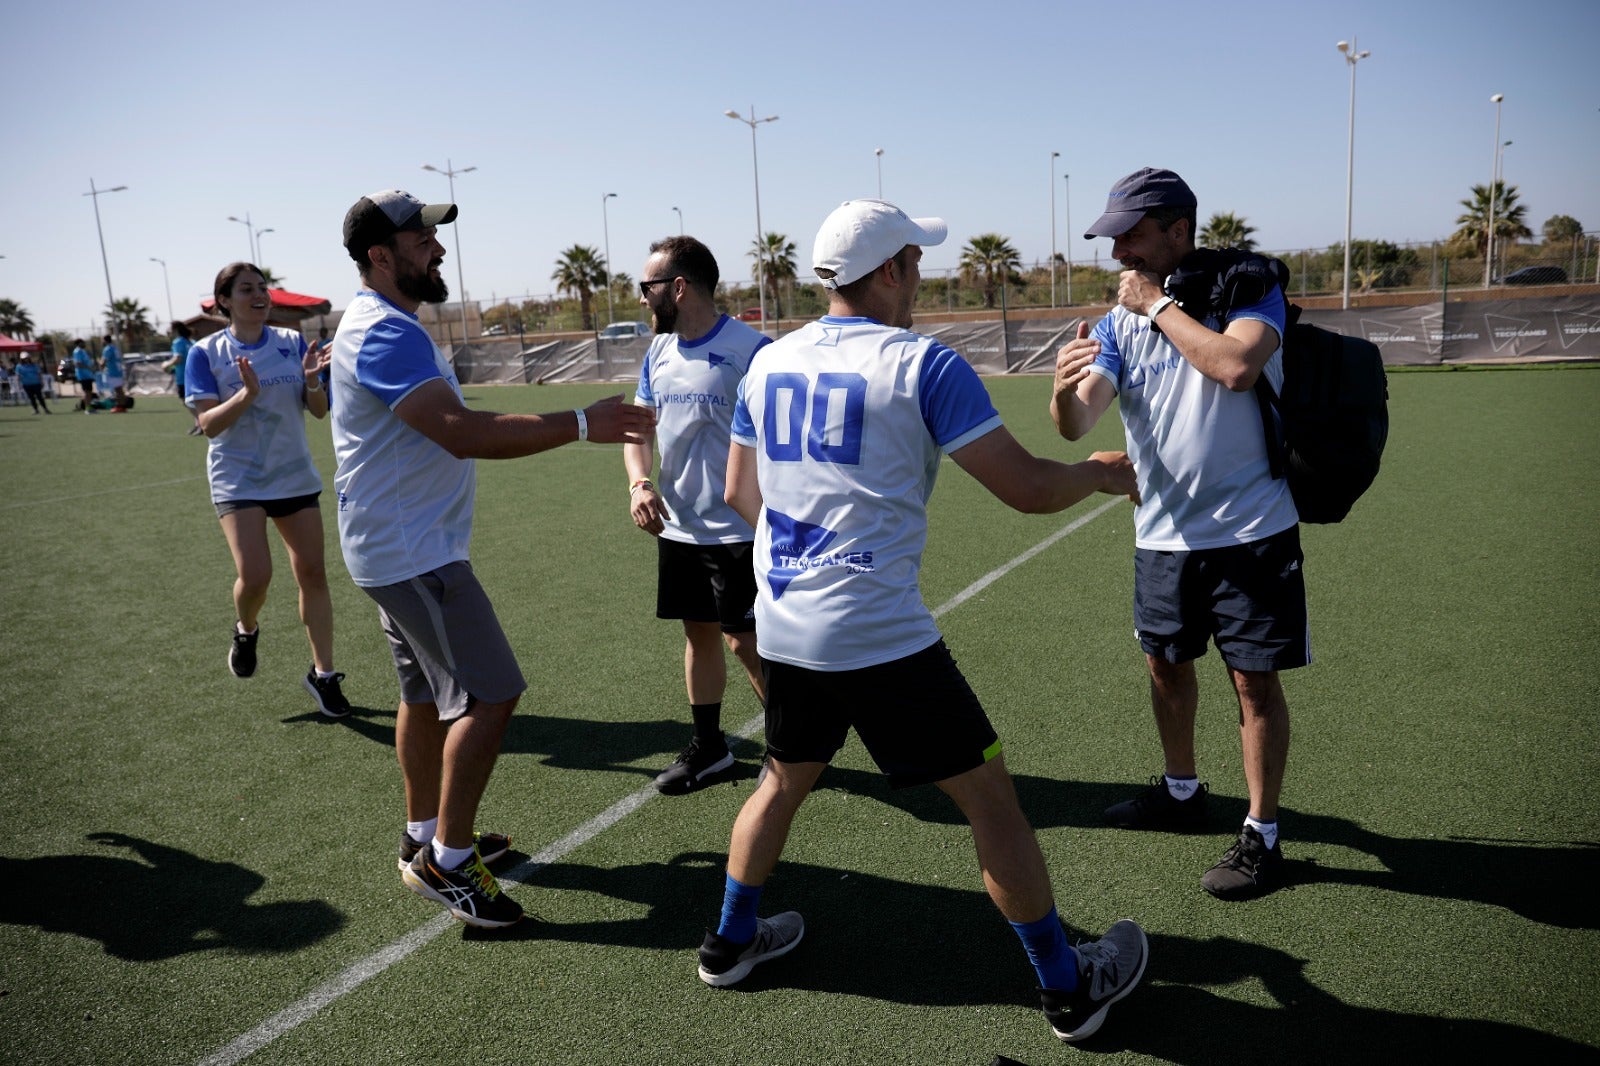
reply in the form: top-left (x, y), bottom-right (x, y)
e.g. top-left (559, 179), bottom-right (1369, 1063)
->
top-left (1499, 265), bottom-right (1568, 286)
top-left (482, 324), bottom-right (507, 336)
top-left (599, 321), bottom-right (652, 340)
top-left (735, 307), bottom-right (764, 321)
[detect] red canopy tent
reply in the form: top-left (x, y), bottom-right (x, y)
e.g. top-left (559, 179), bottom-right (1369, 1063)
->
top-left (0, 333), bottom-right (46, 353)
top-left (200, 288), bottom-right (332, 327)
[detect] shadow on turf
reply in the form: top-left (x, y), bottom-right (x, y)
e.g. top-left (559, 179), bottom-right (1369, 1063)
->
top-left (0, 833), bottom-right (345, 961)
top-left (461, 850), bottom-right (1593, 1062)
top-left (808, 766), bottom-right (1600, 930)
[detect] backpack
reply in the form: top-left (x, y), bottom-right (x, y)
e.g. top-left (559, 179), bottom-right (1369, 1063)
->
top-left (1162, 248), bottom-right (1389, 524)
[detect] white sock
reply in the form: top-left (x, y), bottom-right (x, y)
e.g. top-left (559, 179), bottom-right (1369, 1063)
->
top-left (1164, 774), bottom-right (1199, 800)
top-left (1245, 816), bottom-right (1279, 850)
top-left (236, 621), bottom-right (257, 636)
top-left (407, 818), bottom-right (437, 845)
top-left (431, 840), bottom-right (474, 870)
top-left (316, 668), bottom-right (338, 680)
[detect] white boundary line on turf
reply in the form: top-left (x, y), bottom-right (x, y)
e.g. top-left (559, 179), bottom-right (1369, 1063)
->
top-left (0, 476), bottom-right (204, 510)
top-left (195, 496), bottom-right (1126, 1066)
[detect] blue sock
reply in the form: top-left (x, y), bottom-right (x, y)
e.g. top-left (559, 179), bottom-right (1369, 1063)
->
top-left (1009, 907), bottom-right (1077, 992)
top-left (717, 873), bottom-right (762, 943)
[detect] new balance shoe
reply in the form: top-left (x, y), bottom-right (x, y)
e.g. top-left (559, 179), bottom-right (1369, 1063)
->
top-left (1103, 775), bottom-right (1209, 832)
top-left (229, 625), bottom-right (259, 679)
top-left (654, 738), bottom-right (736, 795)
top-left (1040, 918), bottom-right (1149, 1043)
top-left (402, 849), bottom-right (523, 928)
top-left (1201, 825), bottom-right (1283, 900)
top-left (302, 667), bottom-right (352, 718)
top-left (397, 830), bottom-right (512, 872)
top-left (697, 911), bottom-right (805, 987)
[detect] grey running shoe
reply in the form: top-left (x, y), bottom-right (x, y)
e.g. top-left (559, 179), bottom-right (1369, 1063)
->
top-left (1039, 919), bottom-right (1149, 1043)
top-left (1201, 825), bottom-right (1283, 900)
top-left (397, 831), bottom-right (512, 872)
top-left (654, 738), bottom-right (736, 795)
top-left (229, 625), bottom-right (259, 679)
top-left (302, 668), bottom-right (352, 718)
top-left (697, 912), bottom-right (805, 987)
top-left (1104, 775), bottom-right (1209, 831)
top-left (402, 848), bottom-right (523, 928)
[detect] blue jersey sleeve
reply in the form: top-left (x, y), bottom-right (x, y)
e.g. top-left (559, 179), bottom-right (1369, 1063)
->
top-left (918, 343), bottom-right (1000, 451)
top-left (186, 342), bottom-right (218, 401)
top-left (636, 341), bottom-right (660, 406)
top-left (1225, 287), bottom-right (1287, 342)
top-left (353, 318), bottom-right (443, 408)
top-left (730, 377), bottom-right (755, 444)
top-left (1089, 313), bottom-right (1124, 393)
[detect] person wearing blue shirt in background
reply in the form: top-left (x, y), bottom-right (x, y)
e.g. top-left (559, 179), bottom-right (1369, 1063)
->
top-left (164, 321), bottom-right (199, 434)
top-left (695, 198), bottom-right (1148, 1047)
top-left (71, 339), bottom-right (97, 411)
top-left (14, 353), bottom-right (50, 413)
top-left (100, 334), bottom-right (125, 404)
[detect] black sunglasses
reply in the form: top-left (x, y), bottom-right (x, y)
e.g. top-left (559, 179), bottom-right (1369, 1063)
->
top-left (639, 277), bottom-right (677, 296)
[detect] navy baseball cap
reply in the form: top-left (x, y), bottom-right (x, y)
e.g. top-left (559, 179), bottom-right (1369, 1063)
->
top-left (1084, 168), bottom-right (1196, 239)
top-left (343, 189), bottom-right (457, 261)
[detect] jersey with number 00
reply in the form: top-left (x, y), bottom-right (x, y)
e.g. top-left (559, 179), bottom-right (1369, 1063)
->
top-left (185, 326), bottom-right (320, 504)
top-left (635, 314), bottom-right (769, 545)
top-left (329, 291), bottom-right (475, 587)
top-left (730, 316), bottom-right (1001, 671)
top-left (1087, 291), bottom-right (1297, 550)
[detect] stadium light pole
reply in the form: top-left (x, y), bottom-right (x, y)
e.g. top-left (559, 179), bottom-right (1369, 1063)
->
top-left (875, 147), bottom-right (884, 198)
top-left (149, 257), bottom-right (174, 327)
top-left (1050, 151), bottom-right (1060, 309)
top-left (1484, 94), bottom-right (1503, 289)
top-left (1337, 38), bottom-right (1370, 310)
top-left (227, 213), bottom-right (257, 263)
top-left (422, 159), bottom-right (477, 341)
top-left (1494, 139), bottom-right (1512, 279)
top-left (1064, 172), bottom-right (1073, 307)
top-left (86, 179), bottom-right (128, 335)
top-left (255, 227), bottom-right (274, 268)
top-left (725, 106), bottom-right (778, 334)
top-left (602, 192), bottom-right (618, 327)
top-left (673, 206), bottom-right (684, 235)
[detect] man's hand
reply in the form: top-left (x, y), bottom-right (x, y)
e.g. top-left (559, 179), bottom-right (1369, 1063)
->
top-left (1090, 449), bottom-right (1140, 504)
top-left (582, 394), bottom-right (655, 445)
top-left (1116, 270), bottom-right (1166, 317)
top-left (1053, 321), bottom-right (1100, 396)
top-left (630, 484), bottom-right (669, 535)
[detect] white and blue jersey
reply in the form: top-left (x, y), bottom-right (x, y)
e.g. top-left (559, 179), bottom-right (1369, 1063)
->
top-left (1087, 291), bottom-right (1297, 551)
top-left (329, 290), bottom-right (474, 588)
top-left (731, 315), bottom-right (1001, 671)
top-left (635, 314), bottom-right (769, 545)
top-left (185, 326), bottom-right (320, 504)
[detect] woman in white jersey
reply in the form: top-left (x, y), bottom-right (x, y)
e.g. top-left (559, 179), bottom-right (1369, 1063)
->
top-left (185, 262), bottom-right (350, 717)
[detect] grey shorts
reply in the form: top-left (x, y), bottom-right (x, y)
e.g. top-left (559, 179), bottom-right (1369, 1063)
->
top-left (362, 561), bottom-right (527, 722)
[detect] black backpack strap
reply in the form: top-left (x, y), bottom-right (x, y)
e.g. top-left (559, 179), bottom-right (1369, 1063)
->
top-left (1254, 301), bottom-right (1302, 482)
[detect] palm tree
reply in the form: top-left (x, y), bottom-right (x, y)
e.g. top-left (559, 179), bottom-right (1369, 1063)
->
top-left (749, 233), bottom-right (797, 319)
top-left (258, 267), bottom-right (285, 287)
top-left (0, 298), bottom-right (34, 339)
top-left (960, 234), bottom-right (1021, 309)
top-left (1451, 181), bottom-right (1532, 258)
top-left (106, 297), bottom-right (153, 345)
top-left (551, 245), bottom-right (608, 332)
top-left (1199, 211), bottom-right (1258, 251)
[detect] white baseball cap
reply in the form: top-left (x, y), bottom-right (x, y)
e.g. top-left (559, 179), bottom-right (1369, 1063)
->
top-left (812, 199), bottom-right (947, 290)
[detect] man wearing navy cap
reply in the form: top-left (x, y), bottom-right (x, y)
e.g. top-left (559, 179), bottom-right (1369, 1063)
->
top-left (330, 189), bottom-right (654, 928)
top-left (1051, 167), bottom-right (1304, 901)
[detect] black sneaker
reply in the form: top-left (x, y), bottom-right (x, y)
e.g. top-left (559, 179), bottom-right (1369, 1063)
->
top-left (1103, 775), bottom-right (1209, 831)
top-left (1201, 825), bottom-right (1283, 900)
top-left (401, 848), bottom-right (523, 928)
top-left (697, 912), bottom-right (805, 987)
top-left (1040, 918), bottom-right (1149, 1043)
top-left (229, 625), bottom-right (259, 678)
top-left (397, 830), bottom-right (512, 872)
top-left (654, 738), bottom-right (736, 795)
top-left (302, 667), bottom-right (352, 718)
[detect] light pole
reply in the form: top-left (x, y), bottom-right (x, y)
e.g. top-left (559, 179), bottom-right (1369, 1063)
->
top-left (149, 257), bottom-right (174, 326)
top-left (1337, 38), bottom-right (1371, 310)
top-left (255, 227), bottom-right (274, 269)
top-left (421, 159), bottom-right (477, 341)
top-left (1484, 94), bottom-right (1504, 288)
top-left (85, 179), bottom-right (128, 334)
top-left (602, 192), bottom-right (618, 328)
top-left (673, 206), bottom-right (683, 235)
top-left (1063, 172), bottom-right (1073, 307)
top-left (875, 147), bottom-right (884, 198)
top-left (227, 213), bottom-right (257, 262)
top-left (725, 106), bottom-right (779, 334)
top-left (1050, 151), bottom-right (1060, 309)
top-left (1494, 139), bottom-right (1512, 279)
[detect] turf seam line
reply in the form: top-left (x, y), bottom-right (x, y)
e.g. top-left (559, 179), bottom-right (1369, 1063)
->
top-left (194, 495), bottom-right (1124, 1066)
top-left (1, 475), bottom-right (205, 510)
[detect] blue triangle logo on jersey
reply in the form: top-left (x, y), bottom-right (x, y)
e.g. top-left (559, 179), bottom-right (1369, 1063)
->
top-left (707, 352), bottom-right (727, 368)
top-left (765, 508), bottom-right (837, 601)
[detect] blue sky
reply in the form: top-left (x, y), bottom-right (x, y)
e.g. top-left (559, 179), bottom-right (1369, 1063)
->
top-left (4, 0), bottom-right (1597, 336)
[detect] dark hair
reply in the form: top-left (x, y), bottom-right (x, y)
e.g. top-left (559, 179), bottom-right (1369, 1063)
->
top-left (212, 262), bottom-right (265, 320)
top-left (73, 338), bottom-right (85, 347)
top-left (1147, 204), bottom-right (1197, 240)
top-left (172, 321), bottom-right (192, 340)
top-left (832, 245), bottom-right (915, 302)
top-left (647, 235), bottom-right (719, 296)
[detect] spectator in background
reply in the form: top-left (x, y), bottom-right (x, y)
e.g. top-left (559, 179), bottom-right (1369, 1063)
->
top-left (165, 322), bottom-right (200, 434)
top-left (101, 334), bottom-right (126, 403)
top-left (15, 353), bottom-right (50, 413)
top-left (71, 339), bottom-right (97, 411)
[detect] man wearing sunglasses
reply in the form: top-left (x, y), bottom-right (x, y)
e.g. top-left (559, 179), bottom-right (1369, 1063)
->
top-left (624, 236), bottom-right (771, 795)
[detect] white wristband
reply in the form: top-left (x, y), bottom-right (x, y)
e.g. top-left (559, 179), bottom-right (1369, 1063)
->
top-left (1148, 296), bottom-right (1176, 322)
top-left (574, 408), bottom-right (588, 442)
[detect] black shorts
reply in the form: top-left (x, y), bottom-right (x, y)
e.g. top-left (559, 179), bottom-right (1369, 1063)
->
top-left (1133, 524), bottom-right (1311, 673)
top-left (763, 639), bottom-right (1001, 789)
top-left (656, 538), bottom-right (757, 633)
top-left (214, 492), bottom-right (321, 520)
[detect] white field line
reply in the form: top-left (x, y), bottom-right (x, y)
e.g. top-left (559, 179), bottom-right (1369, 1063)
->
top-left (196, 495), bottom-right (1126, 1066)
top-left (1, 476), bottom-right (204, 510)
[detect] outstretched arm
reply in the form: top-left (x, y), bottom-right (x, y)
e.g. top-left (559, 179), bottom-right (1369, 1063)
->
top-left (950, 426), bottom-right (1138, 514)
top-left (395, 382), bottom-right (655, 460)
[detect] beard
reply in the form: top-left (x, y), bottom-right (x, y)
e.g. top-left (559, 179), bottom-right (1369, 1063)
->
top-left (396, 256), bottom-right (450, 304)
top-left (649, 296), bottom-right (678, 335)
